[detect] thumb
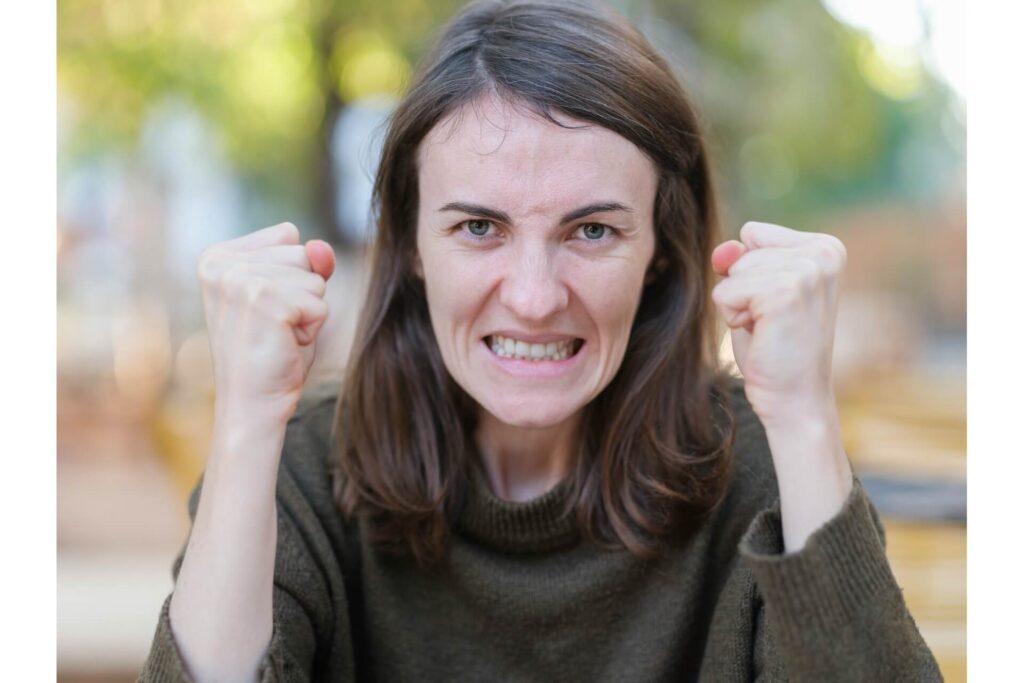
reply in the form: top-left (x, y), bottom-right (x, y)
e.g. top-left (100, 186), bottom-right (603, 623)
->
top-left (711, 240), bottom-right (746, 277)
top-left (305, 240), bottom-right (336, 281)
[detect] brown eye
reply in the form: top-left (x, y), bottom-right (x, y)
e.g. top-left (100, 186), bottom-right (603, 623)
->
top-left (466, 220), bottom-right (491, 237)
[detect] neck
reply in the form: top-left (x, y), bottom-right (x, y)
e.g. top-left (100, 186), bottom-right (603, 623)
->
top-left (474, 411), bottom-right (581, 503)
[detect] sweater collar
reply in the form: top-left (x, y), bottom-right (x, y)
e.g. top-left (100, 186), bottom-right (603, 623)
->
top-left (456, 454), bottom-right (581, 554)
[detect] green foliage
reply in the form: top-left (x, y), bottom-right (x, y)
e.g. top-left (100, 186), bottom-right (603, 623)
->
top-left (57, 0), bottom-right (963, 230)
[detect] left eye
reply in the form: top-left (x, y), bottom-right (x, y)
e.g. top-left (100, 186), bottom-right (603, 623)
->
top-left (464, 219), bottom-right (492, 237)
top-left (578, 223), bottom-right (608, 240)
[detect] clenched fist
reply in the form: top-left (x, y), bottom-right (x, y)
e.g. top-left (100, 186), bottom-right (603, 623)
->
top-left (711, 221), bottom-right (846, 428)
top-left (197, 222), bottom-right (336, 422)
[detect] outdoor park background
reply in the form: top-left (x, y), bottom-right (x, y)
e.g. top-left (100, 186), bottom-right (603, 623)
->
top-left (56, 0), bottom-right (966, 680)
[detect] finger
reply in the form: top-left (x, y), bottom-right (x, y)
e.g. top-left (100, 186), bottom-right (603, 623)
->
top-left (723, 245), bottom-right (800, 276)
top-left (218, 222), bottom-right (301, 252)
top-left (729, 309), bottom-right (754, 332)
top-left (305, 240), bottom-right (335, 281)
top-left (711, 269), bottom-right (781, 326)
top-left (711, 240), bottom-right (747, 277)
top-left (739, 221), bottom-right (809, 251)
top-left (286, 291), bottom-right (330, 346)
top-left (235, 245), bottom-right (311, 269)
top-left (263, 264), bottom-right (328, 297)
top-left (223, 263), bottom-right (327, 298)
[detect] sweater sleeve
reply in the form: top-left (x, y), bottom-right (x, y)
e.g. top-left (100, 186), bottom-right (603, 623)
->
top-left (138, 405), bottom-right (357, 682)
top-left (739, 477), bottom-right (944, 682)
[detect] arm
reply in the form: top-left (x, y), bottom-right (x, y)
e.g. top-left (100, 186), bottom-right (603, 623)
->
top-left (743, 477), bottom-right (943, 681)
top-left (711, 223), bottom-right (943, 679)
top-left (138, 223), bottom-right (340, 681)
top-left (166, 409), bottom-right (285, 682)
top-left (139, 406), bottom-right (349, 683)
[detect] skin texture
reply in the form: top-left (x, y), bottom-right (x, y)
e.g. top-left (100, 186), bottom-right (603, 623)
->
top-left (415, 95), bottom-right (658, 501)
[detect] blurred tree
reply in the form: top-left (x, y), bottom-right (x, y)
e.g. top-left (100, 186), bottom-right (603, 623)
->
top-left (60, 0), bottom-right (461, 245)
top-left (642, 0), bottom-right (960, 226)
top-left (58, 0), bottom-right (962, 243)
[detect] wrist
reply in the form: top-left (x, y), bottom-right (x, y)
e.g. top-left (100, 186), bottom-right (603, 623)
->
top-left (214, 391), bottom-right (298, 427)
top-left (207, 409), bottom-right (289, 480)
top-left (755, 387), bottom-right (840, 435)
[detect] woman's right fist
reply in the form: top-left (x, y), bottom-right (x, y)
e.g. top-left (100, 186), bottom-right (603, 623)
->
top-left (197, 222), bottom-right (335, 422)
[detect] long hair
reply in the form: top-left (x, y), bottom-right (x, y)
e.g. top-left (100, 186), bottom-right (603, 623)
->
top-left (334, 0), bottom-right (736, 568)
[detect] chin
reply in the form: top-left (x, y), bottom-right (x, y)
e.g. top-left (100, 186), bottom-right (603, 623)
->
top-left (480, 395), bottom-right (582, 429)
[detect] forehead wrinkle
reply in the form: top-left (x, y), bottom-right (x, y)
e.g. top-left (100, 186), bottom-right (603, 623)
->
top-left (419, 97), bottom-right (656, 223)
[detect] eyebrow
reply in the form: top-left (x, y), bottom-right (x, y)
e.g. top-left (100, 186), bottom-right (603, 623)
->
top-left (438, 201), bottom-right (633, 225)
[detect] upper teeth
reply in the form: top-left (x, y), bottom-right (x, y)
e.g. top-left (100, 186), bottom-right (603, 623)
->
top-left (489, 334), bottom-right (577, 361)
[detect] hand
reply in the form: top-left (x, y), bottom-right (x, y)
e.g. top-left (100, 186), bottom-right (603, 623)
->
top-left (197, 222), bottom-right (336, 422)
top-left (712, 222), bottom-right (852, 551)
top-left (710, 221), bottom-right (846, 428)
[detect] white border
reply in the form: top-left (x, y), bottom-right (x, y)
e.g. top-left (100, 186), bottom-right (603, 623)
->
top-left (0, 0), bottom-right (56, 677)
top-left (967, 0), bottom-right (1024, 678)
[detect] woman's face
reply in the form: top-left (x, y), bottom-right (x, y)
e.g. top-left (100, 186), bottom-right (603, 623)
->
top-left (415, 95), bottom-right (658, 430)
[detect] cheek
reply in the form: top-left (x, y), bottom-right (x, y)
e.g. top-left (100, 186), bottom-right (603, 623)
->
top-left (421, 252), bottom-right (494, 341)
top-left (569, 259), bottom-right (648, 334)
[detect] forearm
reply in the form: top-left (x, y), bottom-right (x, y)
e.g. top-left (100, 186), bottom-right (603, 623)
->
top-left (169, 409), bottom-right (288, 683)
top-left (761, 399), bottom-right (853, 553)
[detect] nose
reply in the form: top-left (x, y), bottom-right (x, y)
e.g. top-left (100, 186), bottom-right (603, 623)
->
top-left (498, 243), bottom-right (569, 322)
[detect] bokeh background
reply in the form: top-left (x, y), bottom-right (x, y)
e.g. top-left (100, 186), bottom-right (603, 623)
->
top-left (56, 0), bottom-right (966, 680)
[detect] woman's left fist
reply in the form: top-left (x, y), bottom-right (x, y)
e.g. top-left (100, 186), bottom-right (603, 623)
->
top-left (711, 221), bottom-right (846, 427)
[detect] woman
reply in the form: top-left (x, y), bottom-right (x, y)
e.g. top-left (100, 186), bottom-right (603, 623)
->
top-left (142, 0), bottom-right (942, 681)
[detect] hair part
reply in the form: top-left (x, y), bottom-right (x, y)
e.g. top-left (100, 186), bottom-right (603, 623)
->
top-left (334, 0), bottom-right (736, 568)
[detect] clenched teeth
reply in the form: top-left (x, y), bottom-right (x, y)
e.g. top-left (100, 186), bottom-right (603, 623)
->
top-left (487, 334), bottom-right (581, 361)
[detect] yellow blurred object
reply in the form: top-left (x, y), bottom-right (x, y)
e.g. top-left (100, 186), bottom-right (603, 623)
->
top-left (884, 519), bottom-right (966, 682)
top-left (149, 389), bottom-right (214, 501)
top-left (838, 371), bottom-right (966, 480)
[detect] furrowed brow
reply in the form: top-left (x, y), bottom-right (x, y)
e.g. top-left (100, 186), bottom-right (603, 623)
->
top-left (559, 202), bottom-right (633, 224)
top-left (438, 202), bottom-right (512, 224)
top-left (438, 201), bottom-right (633, 225)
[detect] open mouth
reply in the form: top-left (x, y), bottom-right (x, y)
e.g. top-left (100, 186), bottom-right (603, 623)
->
top-left (485, 334), bottom-right (584, 361)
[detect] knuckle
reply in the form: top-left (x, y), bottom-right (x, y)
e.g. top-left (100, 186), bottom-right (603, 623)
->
top-left (815, 236), bottom-right (846, 274)
top-left (220, 263), bottom-right (246, 291)
top-left (797, 261), bottom-right (822, 293)
top-left (779, 272), bottom-right (806, 300)
top-left (197, 246), bottom-right (227, 284)
top-left (249, 278), bottom-right (277, 304)
top-left (196, 254), bottom-right (216, 285)
top-left (278, 222), bottom-right (300, 242)
top-left (830, 237), bottom-right (848, 267)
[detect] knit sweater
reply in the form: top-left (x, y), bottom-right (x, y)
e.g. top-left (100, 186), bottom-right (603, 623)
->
top-left (139, 380), bottom-right (942, 682)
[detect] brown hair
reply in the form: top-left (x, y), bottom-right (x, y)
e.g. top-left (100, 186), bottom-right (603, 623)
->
top-left (334, 0), bottom-right (735, 568)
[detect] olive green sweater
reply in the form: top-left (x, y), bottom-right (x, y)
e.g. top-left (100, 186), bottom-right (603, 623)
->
top-left (139, 382), bottom-right (942, 682)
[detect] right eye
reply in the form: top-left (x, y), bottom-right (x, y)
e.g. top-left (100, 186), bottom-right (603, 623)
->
top-left (461, 219), bottom-right (494, 239)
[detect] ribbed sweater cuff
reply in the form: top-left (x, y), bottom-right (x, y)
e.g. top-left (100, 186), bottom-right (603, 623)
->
top-left (139, 593), bottom-right (283, 682)
top-left (138, 594), bottom-right (196, 682)
top-left (738, 478), bottom-right (899, 644)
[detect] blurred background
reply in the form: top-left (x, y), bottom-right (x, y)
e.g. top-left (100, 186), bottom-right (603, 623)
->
top-left (56, 0), bottom-right (965, 680)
